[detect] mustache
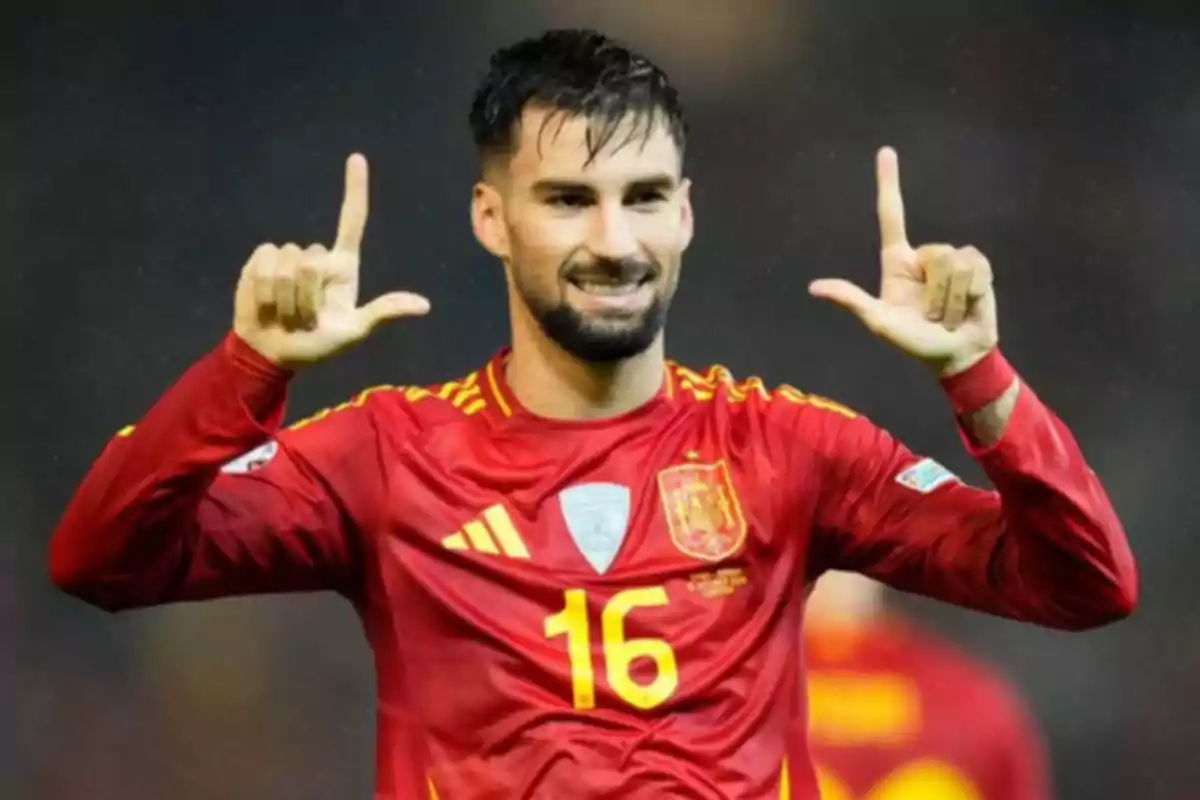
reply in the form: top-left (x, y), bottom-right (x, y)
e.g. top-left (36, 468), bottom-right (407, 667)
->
top-left (563, 257), bottom-right (659, 283)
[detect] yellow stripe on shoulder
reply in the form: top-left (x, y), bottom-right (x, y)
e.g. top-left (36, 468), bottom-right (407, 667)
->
top-left (669, 363), bottom-right (857, 418)
top-left (115, 424), bottom-right (136, 438)
top-left (287, 371), bottom-right (489, 431)
top-left (775, 384), bottom-right (857, 419)
top-left (671, 363), bottom-right (771, 404)
top-left (288, 384), bottom-right (401, 431)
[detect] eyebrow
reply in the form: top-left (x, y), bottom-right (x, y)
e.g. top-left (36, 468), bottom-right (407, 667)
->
top-left (530, 174), bottom-right (679, 195)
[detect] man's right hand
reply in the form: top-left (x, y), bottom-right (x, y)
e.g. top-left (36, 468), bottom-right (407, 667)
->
top-left (233, 154), bottom-right (430, 370)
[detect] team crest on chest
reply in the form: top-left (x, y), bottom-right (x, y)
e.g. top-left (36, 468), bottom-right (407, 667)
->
top-left (558, 483), bottom-right (632, 575)
top-left (657, 459), bottom-right (747, 562)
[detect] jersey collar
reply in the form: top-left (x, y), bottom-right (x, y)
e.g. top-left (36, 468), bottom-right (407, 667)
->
top-left (478, 348), bottom-right (678, 428)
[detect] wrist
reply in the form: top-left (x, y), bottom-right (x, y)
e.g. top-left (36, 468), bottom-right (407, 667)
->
top-left (930, 345), bottom-right (991, 379)
top-left (938, 348), bottom-right (1016, 415)
top-left (223, 331), bottom-right (296, 383)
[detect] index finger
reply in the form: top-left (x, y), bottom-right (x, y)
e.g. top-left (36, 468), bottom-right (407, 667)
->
top-left (334, 153), bottom-right (369, 253)
top-left (875, 146), bottom-right (908, 249)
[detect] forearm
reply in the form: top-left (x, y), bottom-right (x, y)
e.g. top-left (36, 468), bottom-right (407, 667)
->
top-left (962, 379), bottom-right (1019, 447)
top-left (820, 349), bottom-right (1138, 630)
top-left (944, 353), bottom-right (1137, 628)
top-left (49, 334), bottom-right (290, 610)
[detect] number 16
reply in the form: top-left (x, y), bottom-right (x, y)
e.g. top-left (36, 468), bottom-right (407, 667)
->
top-left (544, 586), bottom-right (679, 711)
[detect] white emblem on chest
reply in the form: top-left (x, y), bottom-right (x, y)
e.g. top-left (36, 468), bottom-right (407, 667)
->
top-left (558, 483), bottom-right (631, 574)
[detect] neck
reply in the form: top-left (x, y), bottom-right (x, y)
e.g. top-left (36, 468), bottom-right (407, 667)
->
top-left (505, 330), bottom-right (666, 421)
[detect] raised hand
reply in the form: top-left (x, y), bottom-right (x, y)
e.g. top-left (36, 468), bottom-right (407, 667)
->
top-left (233, 154), bottom-right (430, 370)
top-left (808, 147), bottom-right (999, 376)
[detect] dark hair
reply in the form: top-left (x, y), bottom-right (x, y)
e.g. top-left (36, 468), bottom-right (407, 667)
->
top-left (469, 29), bottom-right (687, 166)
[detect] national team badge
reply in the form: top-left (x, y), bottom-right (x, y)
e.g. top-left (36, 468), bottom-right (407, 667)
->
top-left (559, 483), bottom-right (631, 574)
top-left (657, 460), bottom-right (747, 562)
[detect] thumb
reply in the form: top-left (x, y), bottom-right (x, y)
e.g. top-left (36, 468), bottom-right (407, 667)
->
top-left (355, 291), bottom-right (431, 334)
top-left (808, 278), bottom-right (882, 322)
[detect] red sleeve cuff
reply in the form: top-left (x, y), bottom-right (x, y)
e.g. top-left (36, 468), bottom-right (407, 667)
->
top-left (217, 332), bottom-right (292, 431)
top-left (939, 349), bottom-right (1018, 415)
top-left (222, 332), bottom-right (294, 382)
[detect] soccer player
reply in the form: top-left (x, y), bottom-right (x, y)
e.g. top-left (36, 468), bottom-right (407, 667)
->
top-left (803, 571), bottom-right (1051, 800)
top-left (49, 29), bottom-right (1137, 800)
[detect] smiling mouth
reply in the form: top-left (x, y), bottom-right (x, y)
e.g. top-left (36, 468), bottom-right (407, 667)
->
top-left (567, 275), bottom-right (653, 296)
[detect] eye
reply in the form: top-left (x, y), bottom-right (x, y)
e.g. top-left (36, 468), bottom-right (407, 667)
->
top-left (546, 192), bottom-right (591, 209)
top-left (627, 189), bottom-right (668, 208)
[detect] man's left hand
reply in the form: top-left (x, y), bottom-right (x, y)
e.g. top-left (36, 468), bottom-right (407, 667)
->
top-left (809, 147), bottom-right (999, 377)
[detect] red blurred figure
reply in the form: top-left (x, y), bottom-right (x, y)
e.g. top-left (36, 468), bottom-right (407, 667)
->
top-left (802, 572), bottom-right (1052, 800)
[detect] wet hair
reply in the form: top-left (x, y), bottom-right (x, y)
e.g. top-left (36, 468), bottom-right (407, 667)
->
top-left (469, 28), bottom-right (687, 167)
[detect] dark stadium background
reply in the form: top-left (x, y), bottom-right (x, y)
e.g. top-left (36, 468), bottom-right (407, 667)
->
top-left (7, 3), bottom-right (1198, 799)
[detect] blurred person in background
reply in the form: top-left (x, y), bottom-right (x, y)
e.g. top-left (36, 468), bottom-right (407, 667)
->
top-left (803, 571), bottom-right (1051, 800)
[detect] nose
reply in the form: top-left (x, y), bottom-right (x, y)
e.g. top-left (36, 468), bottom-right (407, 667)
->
top-left (586, 201), bottom-right (639, 261)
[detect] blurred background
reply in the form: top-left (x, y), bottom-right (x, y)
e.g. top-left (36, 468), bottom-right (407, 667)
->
top-left (7, 2), bottom-right (1198, 799)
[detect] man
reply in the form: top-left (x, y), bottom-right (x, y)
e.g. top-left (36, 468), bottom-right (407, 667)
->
top-left (803, 571), bottom-right (1052, 800)
top-left (49, 29), bottom-right (1136, 800)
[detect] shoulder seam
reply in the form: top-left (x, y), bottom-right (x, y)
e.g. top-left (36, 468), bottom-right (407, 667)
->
top-left (287, 370), bottom-right (489, 431)
top-left (669, 363), bottom-right (857, 418)
top-left (773, 384), bottom-right (858, 419)
top-left (669, 363), bottom-right (770, 403)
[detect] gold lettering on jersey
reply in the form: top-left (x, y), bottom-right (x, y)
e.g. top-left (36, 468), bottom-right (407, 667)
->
top-left (807, 672), bottom-right (921, 746)
top-left (658, 460), bottom-right (747, 562)
top-left (687, 567), bottom-right (748, 598)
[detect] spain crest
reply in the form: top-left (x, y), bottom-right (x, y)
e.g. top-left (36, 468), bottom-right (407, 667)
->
top-left (657, 459), bottom-right (747, 561)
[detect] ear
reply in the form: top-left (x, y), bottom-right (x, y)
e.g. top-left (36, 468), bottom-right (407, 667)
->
top-left (471, 181), bottom-right (510, 260)
top-left (677, 177), bottom-right (695, 252)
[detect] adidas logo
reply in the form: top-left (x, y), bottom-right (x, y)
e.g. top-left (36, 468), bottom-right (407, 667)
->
top-left (442, 504), bottom-right (530, 559)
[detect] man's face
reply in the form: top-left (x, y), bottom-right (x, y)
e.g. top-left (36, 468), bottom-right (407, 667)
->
top-left (476, 107), bottom-right (693, 363)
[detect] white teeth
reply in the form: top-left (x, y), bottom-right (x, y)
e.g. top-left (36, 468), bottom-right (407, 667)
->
top-left (576, 281), bottom-right (639, 296)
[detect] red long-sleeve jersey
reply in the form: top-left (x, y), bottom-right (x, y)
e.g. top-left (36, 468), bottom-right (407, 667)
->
top-left (49, 334), bottom-right (1136, 799)
top-left (804, 620), bottom-right (1051, 800)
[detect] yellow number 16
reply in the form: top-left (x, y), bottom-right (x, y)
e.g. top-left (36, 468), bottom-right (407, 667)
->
top-left (544, 587), bottom-right (679, 711)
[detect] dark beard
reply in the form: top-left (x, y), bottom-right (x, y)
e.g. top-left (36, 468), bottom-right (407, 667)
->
top-left (534, 298), bottom-right (668, 364)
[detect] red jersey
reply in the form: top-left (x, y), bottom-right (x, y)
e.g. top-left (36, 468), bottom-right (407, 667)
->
top-left (49, 334), bottom-right (1136, 799)
top-left (803, 620), bottom-right (1050, 800)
